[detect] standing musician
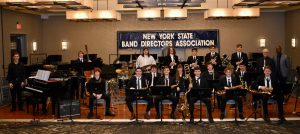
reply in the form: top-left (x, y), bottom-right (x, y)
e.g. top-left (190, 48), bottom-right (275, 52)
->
top-left (205, 45), bottom-right (221, 70)
top-left (74, 51), bottom-right (88, 99)
top-left (163, 47), bottom-right (179, 76)
top-left (187, 48), bottom-right (201, 75)
top-left (154, 66), bottom-right (178, 119)
top-left (202, 62), bottom-right (221, 108)
top-left (136, 48), bottom-right (156, 71)
top-left (256, 48), bottom-right (275, 75)
top-left (231, 44), bottom-right (249, 70)
top-left (188, 67), bottom-right (214, 123)
top-left (145, 65), bottom-right (160, 87)
top-left (86, 68), bottom-right (115, 118)
top-left (219, 68), bottom-right (245, 120)
top-left (7, 51), bottom-right (25, 112)
top-left (126, 68), bottom-right (153, 120)
top-left (252, 66), bottom-right (286, 123)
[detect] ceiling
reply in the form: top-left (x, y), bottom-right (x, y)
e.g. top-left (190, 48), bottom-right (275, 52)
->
top-left (1, 0), bottom-right (300, 15)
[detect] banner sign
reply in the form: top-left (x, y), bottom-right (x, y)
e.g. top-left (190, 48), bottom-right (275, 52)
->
top-left (117, 30), bottom-right (219, 49)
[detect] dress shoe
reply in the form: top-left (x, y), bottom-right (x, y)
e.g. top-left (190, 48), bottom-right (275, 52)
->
top-left (263, 116), bottom-right (271, 123)
top-left (278, 117), bottom-right (286, 124)
top-left (220, 113), bottom-right (225, 120)
top-left (87, 112), bottom-right (94, 119)
top-left (170, 113), bottom-right (176, 119)
top-left (239, 114), bottom-right (245, 120)
top-left (130, 113), bottom-right (136, 120)
top-left (105, 111), bottom-right (115, 116)
top-left (208, 116), bottom-right (214, 123)
top-left (144, 113), bottom-right (150, 120)
top-left (156, 114), bottom-right (161, 119)
top-left (190, 117), bottom-right (194, 124)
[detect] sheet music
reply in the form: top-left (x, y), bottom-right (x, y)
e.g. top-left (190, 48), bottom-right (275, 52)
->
top-left (36, 70), bottom-right (51, 81)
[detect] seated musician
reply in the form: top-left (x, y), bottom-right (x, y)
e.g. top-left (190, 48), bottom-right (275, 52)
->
top-left (188, 67), bottom-right (214, 123)
top-left (252, 66), bottom-right (286, 123)
top-left (175, 64), bottom-right (188, 95)
top-left (136, 48), bottom-right (156, 71)
top-left (187, 48), bottom-right (201, 76)
top-left (219, 68), bottom-right (245, 120)
top-left (86, 68), bottom-right (115, 118)
top-left (202, 62), bottom-right (221, 108)
top-left (154, 66), bottom-right (179, 119)
top-left (145, 65), bottom-right (160, 87)
top-left (125, 68), bottom-right (153, 120)
top-left (235, 63), bottom-right (251, 86)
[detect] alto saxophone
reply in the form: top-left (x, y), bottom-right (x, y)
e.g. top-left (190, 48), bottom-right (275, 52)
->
top-left (216, 85), bottom-right (243, 96)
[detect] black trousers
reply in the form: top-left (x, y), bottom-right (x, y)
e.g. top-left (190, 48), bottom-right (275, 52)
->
top-left (125, 95), bottom-right (153, 113)
top-left (154, 95), bottom-right (178, 115)
top-left (10, 83), bottom-right (23, 110)
top-left (188, 97), bottom-right (212, 118)
top-left (89, 94), bottom-right (111, 113)
top-left (220, 96), bottom-right (243, 113)
top-left (253, 94), bottom-right (284, 118)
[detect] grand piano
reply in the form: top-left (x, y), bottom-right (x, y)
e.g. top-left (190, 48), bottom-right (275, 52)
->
top-left (25, 70), bottom-right (71, 115)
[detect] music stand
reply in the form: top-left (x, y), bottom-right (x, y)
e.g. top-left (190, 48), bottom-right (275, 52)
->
top-left (207, 79), bottom-right (219, 111)
top-left (151, 85), bottom-right (172, 122)
top-left (225, 88), bottom-right (247, 123)
top-left (189, 88), bottom-right (212, 123)
top-left (128, 88), bottom-right (149, 123)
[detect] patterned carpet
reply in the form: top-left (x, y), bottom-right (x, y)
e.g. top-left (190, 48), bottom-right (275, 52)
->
top-left (0, 121), bottom-right (300, 134)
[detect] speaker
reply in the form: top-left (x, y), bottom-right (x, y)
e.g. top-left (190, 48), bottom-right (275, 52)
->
top-left (59, 100), bottom-right (80, 118)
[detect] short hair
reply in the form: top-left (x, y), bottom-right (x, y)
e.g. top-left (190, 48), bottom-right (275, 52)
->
top-left (94, 67), bottom-right (102, 73)
top-left (192, 48), bottom-right (197, 51)
top-left (236, 44), bottom-right (243, 48)
top-left (12, 51), bottom-right (20, 56)
top-left (264, 66), bottom-right (272, 71)
top-left (151, 65), bottom-right (158, 69)
top-left (239, 62), bottom-right (246, 66)
top-left (224, 67), bottom-right (232, 73)
top-left (194, 67), bottom-right (201, 71)
top-left (163, 66), bottom-right (170, 70)
top-left (209, 45), bottom-right (216, 49)
top-left (206, 62), bottom-right (214, 67)
top-left (136, 67), bottom-right (142, 72)
top-left (78, 51), bottom-right (84, 55)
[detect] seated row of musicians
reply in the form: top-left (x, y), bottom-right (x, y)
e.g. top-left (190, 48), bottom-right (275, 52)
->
top-left (86, 68), bottom-right (115, 118)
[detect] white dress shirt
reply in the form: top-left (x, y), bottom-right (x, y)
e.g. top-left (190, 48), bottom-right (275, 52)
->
top-left (136, 55), bottom-right (156, 68)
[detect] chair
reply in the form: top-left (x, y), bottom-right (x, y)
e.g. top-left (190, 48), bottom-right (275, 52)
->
top-left (132, 99), bottom-right (150, 115)
top-left (224, 99), bottom-right (236, 116)
top-left (93, 98), bottom-right (106, 118)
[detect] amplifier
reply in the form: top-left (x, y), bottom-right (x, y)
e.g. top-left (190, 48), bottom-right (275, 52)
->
top-left (59, 100), bottom-right (80, 118)
top-left (0, 86), bottom-right (11, 106)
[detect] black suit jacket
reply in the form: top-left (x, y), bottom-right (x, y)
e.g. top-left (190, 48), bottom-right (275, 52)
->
top-left (126, 76), bottom-right (148, 96)
top-left (145, 73), bottom-right (161, 86)
top-left (163, 55), bottom-right (179, 68)
top-left (219, 75), bottom-right (241, 89)
top-left (231, 52), bottom-right (248, 68)
top-left (202, 70), bottom-right (220, 80)
top-left (191, 76), bottom-right (209, 89)
top-left (187, 56), bottom-right (201, 67)
top-left (205, 52), bottom-right (221, 67)
top-left (235, 71), bottom-right (252, 85)
top-left (253, 75), bottom-right (280, 95)
top-left (157, 76), bottom-right (177, 86)
top-left (74, 58), bottom-right (88, 76)
top-left (256, 57), bottom-right (275, 75)
top-left (87, 77), bottom-right (106, 95)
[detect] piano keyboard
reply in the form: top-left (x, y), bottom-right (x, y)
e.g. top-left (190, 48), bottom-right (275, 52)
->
top-left (25, 86), bottom-right (43, 93)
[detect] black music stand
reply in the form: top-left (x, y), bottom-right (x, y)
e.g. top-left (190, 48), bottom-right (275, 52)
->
top-left (225, 88), bottom-right (247, 123)
top-left (189, 88), bottom-right (212, 123)
top-left (151, 85), bottom-right (172, 122)
top-left (245, 91), bottom-right (269, 121)
top-left (128, 88), bottom-right (149, 123)
top-left (207, 79), bottom-right (219, 111)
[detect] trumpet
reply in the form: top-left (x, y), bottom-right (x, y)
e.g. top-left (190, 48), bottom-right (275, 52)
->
top-left (235, 58), bottom-right (243, 72)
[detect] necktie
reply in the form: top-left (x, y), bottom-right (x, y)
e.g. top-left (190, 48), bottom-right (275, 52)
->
top-left (165, 78), bottom-right (169, 86)
top-left (264, 59), bottom-right (266, 67)
top-left (198, 78), bottom-right (200, 86)
top-left (137, 78), bottom-right (141, 89)
top-left (80, 58), bottom-right (83, 62)
top-left (151, 74), bottom-right (154, 86)
top-left (266, 78), bottom-right (270, 88)
top-left (227, 79), bottom-right (231, 87)
top-left (193, 56), bottom-right (196, 60)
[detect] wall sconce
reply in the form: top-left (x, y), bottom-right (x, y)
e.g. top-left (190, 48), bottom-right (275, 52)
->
top-left (259, 38), bottom-right (266, 48)
top-left (61, 41), bottom-right (68, 51)
top-left (32, 41), bottom-right (37, 52)
top-left (292, 38), bottom-right (296, 48)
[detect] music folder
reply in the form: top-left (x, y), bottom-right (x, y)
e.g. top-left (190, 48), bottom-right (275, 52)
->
top-left (128, 87), bottom-right (149, 97)
top-left (189, 88), bottom-right (212, 98)
top-left (150, 85), bottom-right (172, 96)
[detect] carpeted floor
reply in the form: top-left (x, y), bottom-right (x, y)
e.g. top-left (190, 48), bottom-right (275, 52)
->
top-left (0, 121), bottom-right (300, 134)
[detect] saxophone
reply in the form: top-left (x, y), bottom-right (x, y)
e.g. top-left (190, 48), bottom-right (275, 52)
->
top-left (215, 85), bottom-right (243, 96)
top-left (178, 75), bottom-right (192, 120)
